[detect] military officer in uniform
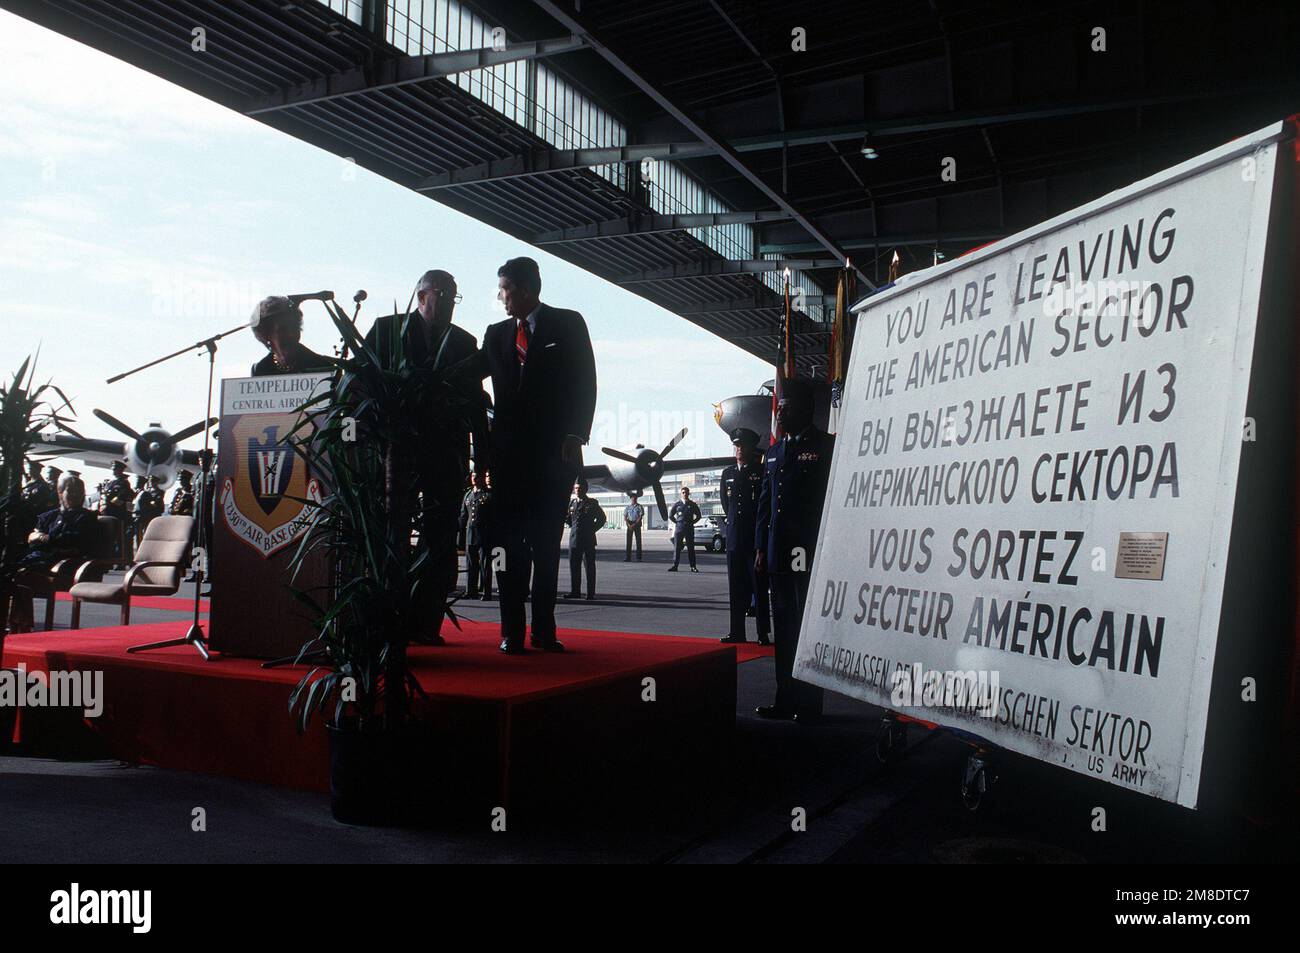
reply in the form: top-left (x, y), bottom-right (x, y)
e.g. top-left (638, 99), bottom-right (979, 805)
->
top-left (134, 475), bottom-right (166, 546)
top-left (18, 459), bottom-right (55, 538)
top-left (755, 378), bottom-right (834, 723)
top-left (23, 459), bottom-right (55, 517)
top-left (564, 477), bottom-right (606, 600)
top-left (667, 485), bottom-right (702, 572)
top-left (623, 490), bottom-right (644, 562)
top-left (169, 469), bottom-right (195, 516)
top-left (459, 470), bottom-right (494, 599)
top-left (719, 427), bottom-right (770, 646)
top-left (100, 460), bottom-right (136, 566)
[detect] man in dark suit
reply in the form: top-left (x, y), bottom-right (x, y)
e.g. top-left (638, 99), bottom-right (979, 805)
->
top-left (365, 269), bottom-right (489, 644)
top-left (754, 378), bottom-right (834, 722)
top-left (9, 473), bottom-right (95, 632)
top-left (719, 427), bottom-right (770, 646)
top-left (480, 256), bottom-right (597, 654)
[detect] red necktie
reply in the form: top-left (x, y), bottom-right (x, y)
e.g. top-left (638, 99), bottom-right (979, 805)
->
top-left (515, 317), bottom-right (530, 366)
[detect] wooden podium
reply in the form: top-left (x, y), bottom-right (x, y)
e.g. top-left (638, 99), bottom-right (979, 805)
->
top-left (208, 372), bottom-right (332, 659)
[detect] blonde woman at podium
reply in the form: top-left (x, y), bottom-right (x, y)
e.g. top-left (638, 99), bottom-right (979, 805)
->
top-left (250, 296), bottom-right (333, 377)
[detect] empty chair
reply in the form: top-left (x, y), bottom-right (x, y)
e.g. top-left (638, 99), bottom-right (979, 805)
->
top-left (69, 515), bottom-right (194, 628)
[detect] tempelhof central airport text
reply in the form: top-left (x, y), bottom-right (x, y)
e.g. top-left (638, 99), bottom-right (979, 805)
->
top-left (795, 132), bottom-right (1279, 807)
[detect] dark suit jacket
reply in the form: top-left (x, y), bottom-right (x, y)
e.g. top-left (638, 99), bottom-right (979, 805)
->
top-left (21, 507), bottom-right (96, 570)
top-left (755, 427), bottom-right (835, 573)
top-left (250, 344), bottom-right (334, 377)
top-left (566, 497), bottom-right (606, 550)
top-left (480, 303), bottom-right (597, 501)
top-left (721, 461), bottom-right (764, 553)
top-left (364, 313), bottom-right (490, 478)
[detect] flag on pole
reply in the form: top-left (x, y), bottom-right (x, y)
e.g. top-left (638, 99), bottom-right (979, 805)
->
top-left (771, 269), bottom-right (793, 443)
top-left (783, 269), bottom-right (795, 380)
top-left (829, 263), bottom-right (855, 410)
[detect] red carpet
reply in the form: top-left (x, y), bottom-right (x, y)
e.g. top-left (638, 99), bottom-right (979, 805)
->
top-left (54, 592), bottom-right (210, 613)
top-left (43, 595), bottom-right (773, 662)
top-left (2, 619), bottom-right (739, 801)
top-left (732, 641), bottom-right (775, 662)
top-left (3, 619), bottom-right (740, 702)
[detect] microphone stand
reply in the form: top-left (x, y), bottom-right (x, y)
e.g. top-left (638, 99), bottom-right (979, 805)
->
top-left (110, 323), bottom-right (244, 660)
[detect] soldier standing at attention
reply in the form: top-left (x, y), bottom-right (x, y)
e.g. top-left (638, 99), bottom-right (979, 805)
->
top-left (476, 472), bottom-right (496, 600)
top-left (459, 470), bottom-right (494, 599)
top-left (18, 459), bottom-right (55, 538)
top-left (755, 378), bottom-right (834, 724)
top-left (23, 459), bottom-right (55, 517)
top-left (719, 427), bottom-right (770, 646)
top-left (564, 477), bottom-right (606, 600)
top-left (134, 475), bottom-right (166, 546)
top-left (622, 490), bottom-right (644, 562)
top-left (169, 470), bottom-right (195, 516)
top-left (667, 485), bottom-right (702, 572)
top-left (101, 460), bottom-right (136, 567)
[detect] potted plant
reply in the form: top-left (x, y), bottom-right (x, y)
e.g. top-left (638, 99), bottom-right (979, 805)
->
top-left (286, 297), bottom-right (477, 824)
top-left (0, 357), bottom-right (75, 746)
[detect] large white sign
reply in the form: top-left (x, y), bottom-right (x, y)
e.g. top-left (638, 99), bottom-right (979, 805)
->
top-left (796, 122), bottom-right (1286, 808)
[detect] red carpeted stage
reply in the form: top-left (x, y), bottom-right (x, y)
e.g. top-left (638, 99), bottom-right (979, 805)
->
top-left (3, 619), bottom-right (748, 819)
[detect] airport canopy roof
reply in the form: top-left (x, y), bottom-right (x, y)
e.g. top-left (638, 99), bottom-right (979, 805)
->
top-left (10, 0), bottom-right (1300, 375)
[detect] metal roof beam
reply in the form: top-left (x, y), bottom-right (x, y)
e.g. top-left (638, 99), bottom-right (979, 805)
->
top-left (530, 0), bottom-right (870, 289)
top-left (721, 84), bottom-right (1300, 155)
top-left (244, 35), bottom-right (588, 115)
top-left (532, 209), bottom-right (792, 244)
top-left (676, 295), bottom-right (837, 316)
top-left (725, 329), bottom-right (833, 342)
top-left (761, 231), bottom-right (1003, 254)
top-left (414, 141), bottom-right (710, 190)
top-left (615, 258), bottom-right (840, 285)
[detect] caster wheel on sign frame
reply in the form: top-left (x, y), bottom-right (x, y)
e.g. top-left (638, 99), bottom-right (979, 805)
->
top-left (874, 716), bottom-right (908, 764)
top-left (961, 750), bottom-right (997, 812)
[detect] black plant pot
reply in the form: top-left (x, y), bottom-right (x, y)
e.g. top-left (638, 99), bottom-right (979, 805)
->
top-left (328, 722), bottom-right (397, 825)
top-left (327, 721), bottom-right (435, 826)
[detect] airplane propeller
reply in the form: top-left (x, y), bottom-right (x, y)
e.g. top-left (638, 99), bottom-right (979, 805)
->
top-left (601, 426), bottom-right (689, 521)
top-left (92, 409), bottom-right (141, 442)
top-left (93, 409), bottom-right (217, 488)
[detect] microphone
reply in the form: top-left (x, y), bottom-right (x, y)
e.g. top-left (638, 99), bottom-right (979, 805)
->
top-left (287, 290), bottom-right (335, 305)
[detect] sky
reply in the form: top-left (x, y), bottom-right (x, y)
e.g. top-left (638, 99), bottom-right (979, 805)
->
top-left (0, 9), bottom-right (771, 475)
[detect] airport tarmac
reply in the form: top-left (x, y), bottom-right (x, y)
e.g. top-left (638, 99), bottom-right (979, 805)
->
top-left (1, 527), bottom-right (1292, 863)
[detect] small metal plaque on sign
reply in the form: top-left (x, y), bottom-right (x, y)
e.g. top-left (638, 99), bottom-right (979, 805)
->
top-left (1115, 532), bottom-right (1169, 581)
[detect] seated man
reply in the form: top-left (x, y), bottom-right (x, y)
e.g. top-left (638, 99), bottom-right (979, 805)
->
top-left (8, 472), bottom-right (96, 632)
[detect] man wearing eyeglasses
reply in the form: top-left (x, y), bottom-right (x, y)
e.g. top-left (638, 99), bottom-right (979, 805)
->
top-left (364, 269), bottom-right (489, 644)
